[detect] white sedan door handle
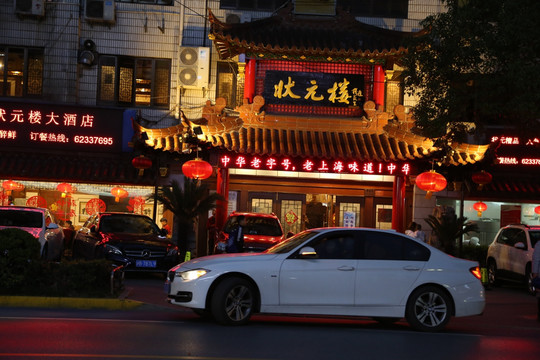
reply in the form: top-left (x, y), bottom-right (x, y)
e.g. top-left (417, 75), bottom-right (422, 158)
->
top-left (338, 266), bottom-right (355, 271)
top-left (403, 266), bottom-right (420, 271)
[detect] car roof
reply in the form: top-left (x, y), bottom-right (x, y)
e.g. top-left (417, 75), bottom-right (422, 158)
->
top-left (228, 212), bottom-right (279, 219)
top-left (0, 206), bottom-right (46, 213)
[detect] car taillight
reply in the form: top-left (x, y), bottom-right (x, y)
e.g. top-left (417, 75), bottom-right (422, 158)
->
top-left (470, 266), bottom-right (482, 280)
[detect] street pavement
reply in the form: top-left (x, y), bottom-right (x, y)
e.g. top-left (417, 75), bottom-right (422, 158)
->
top-left (120, 273), bottom-right (540, 335)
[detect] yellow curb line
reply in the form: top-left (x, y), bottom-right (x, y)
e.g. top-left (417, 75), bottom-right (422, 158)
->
top-left (0, 296), bottom-right (143, 310)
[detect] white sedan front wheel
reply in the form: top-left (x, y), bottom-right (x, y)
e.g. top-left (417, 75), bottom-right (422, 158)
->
top-left (406, 286), bottom-right (452, 332)
top-left (211, 277), bottom-right (255, 325)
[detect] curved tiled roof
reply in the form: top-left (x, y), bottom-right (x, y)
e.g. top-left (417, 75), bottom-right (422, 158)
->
top-left (208, 6), bottom-right (414, 64)
top-left (135, 98), bottom-right (489, 167)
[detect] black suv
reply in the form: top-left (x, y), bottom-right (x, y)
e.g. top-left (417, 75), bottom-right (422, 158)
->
top-left (72, 212), bottom-right (179, 273)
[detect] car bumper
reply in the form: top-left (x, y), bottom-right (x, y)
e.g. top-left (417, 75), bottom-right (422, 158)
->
top-left (166, 276), bottom-right (212, 309)
top-left (451, 281), bottom-right (486, 317)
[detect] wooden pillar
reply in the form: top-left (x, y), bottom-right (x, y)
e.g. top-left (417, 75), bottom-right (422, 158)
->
top-left (216, 167), bottom-right (229, 231)
top-left (392, 175), bottom-right (406, 233)
top-left (373, 64), bottom-right (385, 109)
top-left (244, 59), bottom-right (256, 103)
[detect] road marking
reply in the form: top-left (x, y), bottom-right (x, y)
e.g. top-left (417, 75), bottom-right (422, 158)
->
top-left (0, 354), bottom-right (275, 360)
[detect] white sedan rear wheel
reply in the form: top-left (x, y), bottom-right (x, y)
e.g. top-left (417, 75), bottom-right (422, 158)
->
top-left (406, 286), bottom-right (452, 332)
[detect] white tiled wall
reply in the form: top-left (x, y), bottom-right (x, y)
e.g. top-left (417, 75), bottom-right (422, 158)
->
top-left (0, 1), bottom-right (445, 127)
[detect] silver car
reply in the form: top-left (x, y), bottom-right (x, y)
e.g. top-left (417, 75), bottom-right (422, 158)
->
top-left (0, 206), bottom-right (65, 261)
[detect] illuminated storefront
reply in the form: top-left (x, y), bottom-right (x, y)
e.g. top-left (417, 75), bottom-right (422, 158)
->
top-left (0, 100), bottom-right (170, 227)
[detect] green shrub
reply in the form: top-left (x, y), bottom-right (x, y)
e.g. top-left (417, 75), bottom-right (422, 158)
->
top-left (0, 228), bottom-right (122, 297)
top-left (0, 228), bottom-right (42, 291)
top-left (0, 228), bottom-right (41, 260)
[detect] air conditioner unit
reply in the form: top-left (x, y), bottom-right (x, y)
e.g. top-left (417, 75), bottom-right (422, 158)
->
top-left (14, 0), bottom-right (45, 17)
top-left (178, 47), bottom-right (210, 89)
top-left (84, 0), bottom-right (115, 24)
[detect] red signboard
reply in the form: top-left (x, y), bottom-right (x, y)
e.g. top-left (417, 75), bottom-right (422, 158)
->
top-left (0, 101), bottom-right (123, 152)
top-left (490, 134), bottom-right (540, 169)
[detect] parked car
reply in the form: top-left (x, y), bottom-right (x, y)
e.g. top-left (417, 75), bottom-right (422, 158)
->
top-left (72, 212), bottom-right (179, 273)
top-left (214, 212), bottom-right (285, 253)
top-left (167, 227), bottom-right (485, 332)
top-left (486, 224), bottom-right (540, 294)
top-left (0, 206), bottom-right (64, 261)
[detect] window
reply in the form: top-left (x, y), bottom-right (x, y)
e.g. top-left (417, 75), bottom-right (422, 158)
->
top-left (0, 46), bottom-right (43, 97)
top-left (220, 0), bottom-right (288, 11)
top-left (307, 232), bottom-right (359, 259)
top-left (98, 55), bottom-right (171, 108)
top-left (115, 0), bottom-right (174, 5)
top-left (339, 0), bottom-right (409, 19)
top-left (362, 231), bottom-right (430, 261)
top-left (217, 61), bottom-right (239, 108)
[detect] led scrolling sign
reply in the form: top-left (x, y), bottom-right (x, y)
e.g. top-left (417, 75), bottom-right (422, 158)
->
top-left (0, 102), bottom-right (123, 152)
top-left (491, 135), bottom-right (540, 167)
top-left (219, 154), bottom-right (412, 176)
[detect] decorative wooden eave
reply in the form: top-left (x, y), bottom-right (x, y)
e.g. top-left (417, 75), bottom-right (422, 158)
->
top-left (208, 4), bottom-right (415, 65)
top-left (133, 97), bottom-right (489, 166)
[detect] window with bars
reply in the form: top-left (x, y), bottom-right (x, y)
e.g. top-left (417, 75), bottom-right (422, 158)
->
top-left (115, 0), bottom-right (174, 5)
top-left (256, 60), bottom-right (372, 117)
top-left (217, 61), bottom-right (241, 108)
top-left (98, 55), bottom-right (171, 108)
top-left (338, 0), bottom-right (409, 19)
top-left (220, 0), bottom-right (288, 11)
top-left (0, 47), bottom-right (43, 98)
top-left (251, 198), bottom-right (273, 214)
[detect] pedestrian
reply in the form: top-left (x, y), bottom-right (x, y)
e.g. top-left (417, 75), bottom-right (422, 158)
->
top-left (532, 238), bottom-right (540, 322)
top-left (160, 217), bottom-right (171, 237)
top-left (65, 220), bottom-right (75, 230)
top-left (207, 210), bottom-right (217, 255)
top-left (226, 215), bottom-right (246, 253)
top-left (416, 224), bottom-right (426, 243)
top-left (405, 222), bottom-right (417, 237)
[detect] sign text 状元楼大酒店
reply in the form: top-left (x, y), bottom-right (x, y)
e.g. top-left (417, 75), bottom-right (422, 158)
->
top-left (0, 102), bottom-right (124, 152)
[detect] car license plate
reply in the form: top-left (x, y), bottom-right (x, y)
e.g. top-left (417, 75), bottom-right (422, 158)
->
top-left (136, 260), bottom-right (156, 268)
top-left (164, 281), bottom-right (171, 294)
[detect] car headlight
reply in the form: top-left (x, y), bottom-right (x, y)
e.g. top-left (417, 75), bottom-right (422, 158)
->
top-left (177, 269), bottom-right (209, 281)
top-left (167, 247), bottom-right (179, 256)
top-left (104, 244), bottom-right (123, 256)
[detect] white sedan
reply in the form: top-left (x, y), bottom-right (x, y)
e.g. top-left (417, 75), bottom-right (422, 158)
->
top-left (166, 228), bottom-right (485, 332)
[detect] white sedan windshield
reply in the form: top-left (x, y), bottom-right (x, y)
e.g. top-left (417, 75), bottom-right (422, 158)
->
top-left (265, 231), bottom-right (318, 254)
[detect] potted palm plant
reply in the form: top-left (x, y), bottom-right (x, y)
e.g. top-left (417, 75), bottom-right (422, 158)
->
top-left (425, 206), bottom-right (478, 257)
top-left (154, 178), bottom-right (224, 258)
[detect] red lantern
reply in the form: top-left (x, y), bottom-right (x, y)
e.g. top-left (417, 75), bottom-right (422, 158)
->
top-left (56, 183), bottom-right (73, 198)
top-left (132, 155), bottom-right (152, 176)
top-left (473, 201), bottom-right (488, 217)
top-left (182, 158), bottom-right (213, 180)
top-left (472, 170), bottom-right (492, 190)
top-left (415, 170), bottom-right (447, 199)
top-left (111, 186), bottom-right (129, 202)
top-left (2, 180), bottom-right (24, 195)
top-left (534, 206), bottom-right (540, 215)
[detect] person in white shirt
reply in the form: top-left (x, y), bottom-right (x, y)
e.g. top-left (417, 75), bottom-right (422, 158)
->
top-left (532, 239), bottom-right (540, 322)
top-left (416, 224), bottom-right (426, 243)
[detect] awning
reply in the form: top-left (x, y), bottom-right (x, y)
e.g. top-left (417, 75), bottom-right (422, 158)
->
top-left (0, 150), bottom-right (154, 185)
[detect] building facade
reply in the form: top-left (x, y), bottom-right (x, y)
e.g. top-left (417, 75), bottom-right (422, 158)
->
top-left (2, 1), bottom-right (538, 255)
